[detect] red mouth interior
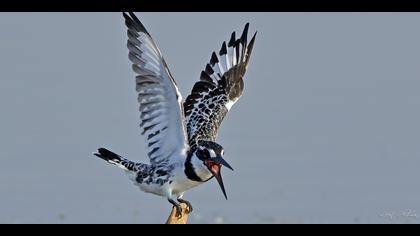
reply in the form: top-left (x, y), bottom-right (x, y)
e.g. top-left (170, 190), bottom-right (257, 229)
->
top-left (206, 160), bottom-right (221, 174)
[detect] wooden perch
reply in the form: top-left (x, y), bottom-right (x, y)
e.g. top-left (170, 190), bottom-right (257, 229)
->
top-left (165, 203), bottom-right (190, 224)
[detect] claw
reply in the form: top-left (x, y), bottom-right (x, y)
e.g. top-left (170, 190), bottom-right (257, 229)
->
top-left (177, 198), bottom-right (193, 213)
top-left (174, 205), bottom-right (183, 218)
top-left (168, 198), bottom-right (184, 218)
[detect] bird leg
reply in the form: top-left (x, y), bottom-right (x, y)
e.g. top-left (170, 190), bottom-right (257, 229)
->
top-left (168, 198), bottom-right (183, 218)
top-left (177, 198), bottom-right (193, 213)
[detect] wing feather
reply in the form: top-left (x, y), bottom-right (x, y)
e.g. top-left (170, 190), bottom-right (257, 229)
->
top-left (184, 23), bottom-right (257, 147)
top-left (123, 12), bottom-right (189, 165)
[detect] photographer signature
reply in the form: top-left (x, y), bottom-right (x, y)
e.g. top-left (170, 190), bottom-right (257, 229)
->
top-left (379, 209), bottom-right (418, 220)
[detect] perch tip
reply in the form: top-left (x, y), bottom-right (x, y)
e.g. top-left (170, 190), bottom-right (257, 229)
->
top-left (165, 203), bottom-right (190, 224)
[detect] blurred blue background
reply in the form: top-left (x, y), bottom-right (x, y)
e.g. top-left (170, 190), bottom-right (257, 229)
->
top-left (0, 13), bottom-right (419, 223)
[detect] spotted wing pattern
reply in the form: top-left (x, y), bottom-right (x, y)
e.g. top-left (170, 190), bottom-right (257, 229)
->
top-left (184, 23), bottom-right (257, 148)
top-left (123, 12), bottom-right (189, 165)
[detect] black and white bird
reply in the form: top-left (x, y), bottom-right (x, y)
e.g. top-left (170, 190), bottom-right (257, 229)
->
top-left (93, 12), bottom-right (256, 216)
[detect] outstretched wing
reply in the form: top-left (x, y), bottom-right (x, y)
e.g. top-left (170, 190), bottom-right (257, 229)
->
top-left (184, 23), bottom-right (257, 148)
top-left (123, 12), bottom-right (189, 165)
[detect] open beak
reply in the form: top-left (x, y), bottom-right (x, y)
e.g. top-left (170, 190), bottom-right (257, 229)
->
top-left (206, 157), bottom-right (233, 200)
top-left (213, 157), bottom-right (234, 171)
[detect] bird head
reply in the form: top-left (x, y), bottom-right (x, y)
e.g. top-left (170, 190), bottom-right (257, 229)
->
top-left (194, 141), bottom-right (233, 199)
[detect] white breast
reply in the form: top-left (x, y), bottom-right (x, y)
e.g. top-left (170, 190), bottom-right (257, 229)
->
top-left (168, 167), bottom-right (205, 196)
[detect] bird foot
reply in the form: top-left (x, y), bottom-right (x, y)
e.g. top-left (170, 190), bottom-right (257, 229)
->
top-left (174, 205), bottom-right (183, 218)
top-left (177, 198), bottom-right (193, 213)
top-left (168, 199), bottom-right (183, 218)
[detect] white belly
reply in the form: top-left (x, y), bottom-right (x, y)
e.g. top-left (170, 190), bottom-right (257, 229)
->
top-left (127, 167), bottom-right (205, 198)
top-left (169, 175), bottom-right (203, 196)
top-left (132, 176), bottom-right (203, 198)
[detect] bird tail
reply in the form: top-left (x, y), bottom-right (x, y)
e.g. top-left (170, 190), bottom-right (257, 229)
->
top-left (93, 148), bottom-right (138, 171)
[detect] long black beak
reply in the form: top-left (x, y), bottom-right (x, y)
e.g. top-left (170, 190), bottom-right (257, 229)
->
top-left (213, 169), bottom-right (228, 200)
top-left (213, 157), bottom-right (234, 171)
top-left (208, 156), bottom-right (233, 200)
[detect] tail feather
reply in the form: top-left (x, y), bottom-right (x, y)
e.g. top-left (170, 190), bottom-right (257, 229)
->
top-left (93, 148), bottom-right (138, 171)
top-left (94, 148), bottom-right (121, 161)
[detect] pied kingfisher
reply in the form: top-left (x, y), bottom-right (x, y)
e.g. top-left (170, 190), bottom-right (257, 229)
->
top-left (93, 12), bottom-right (256, 217)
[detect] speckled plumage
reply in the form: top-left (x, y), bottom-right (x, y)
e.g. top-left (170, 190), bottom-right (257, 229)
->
top-left (184, 24), bottom-right (256, 148)
top-left (93, 12), bottom-right (256, 216)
